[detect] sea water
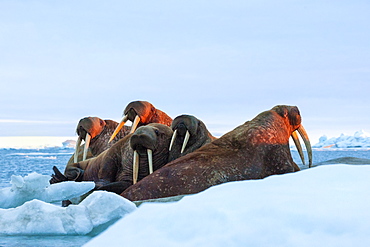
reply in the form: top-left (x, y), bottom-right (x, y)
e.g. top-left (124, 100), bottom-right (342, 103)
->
top-left (0, 147), bottom-right (369, 246)
top-left (0, 148), bottom-right (95, 247)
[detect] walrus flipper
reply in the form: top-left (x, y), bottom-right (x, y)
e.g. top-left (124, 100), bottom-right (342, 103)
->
top-left (50, 166), bottom-right (68, 184)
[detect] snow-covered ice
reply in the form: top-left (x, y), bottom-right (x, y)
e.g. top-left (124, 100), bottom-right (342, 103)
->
top-left (313, 130), bottom-right (370, 148)
top-left (85, 165), bottom-right (370, 247)
top-left (0, 173), bottom-right (95, 209)
top-left (0, 191), bottom-right (136, 235)
top-left (1, 135), bottom-right (370, 246)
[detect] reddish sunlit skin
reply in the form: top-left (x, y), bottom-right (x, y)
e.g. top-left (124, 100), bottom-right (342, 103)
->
top-left (63, 123), bottom-right (173, 194)
top-left (121, 105), bottom-right (310, 201)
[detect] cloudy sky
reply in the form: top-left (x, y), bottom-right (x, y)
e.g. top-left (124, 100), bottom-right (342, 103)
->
top-left (1, 1), bottom-right (369, 143)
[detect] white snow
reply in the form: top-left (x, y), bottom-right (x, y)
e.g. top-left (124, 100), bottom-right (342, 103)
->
top-left (0, 173), bottom-right (95, 209)
top-left (85, 165), bottom-right (370, 247)
top-left (0, 191), bottom-right (136, 235)
top-left (313, 130), bottom-right (370, 148)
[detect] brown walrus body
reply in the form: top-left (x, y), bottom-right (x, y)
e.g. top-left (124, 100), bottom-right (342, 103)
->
top-left (168, 114), bottom-right (216, 162)
top-left (66, 117), bottom-right (131, 166)
top-left (54, 123), bottom-right (173, 194)
top-left (121, 105), bottom-right (312, 201)
top-left (109, 101), bottom-right (173, 142)
top-left (123, 101), bottom-right (172, 128)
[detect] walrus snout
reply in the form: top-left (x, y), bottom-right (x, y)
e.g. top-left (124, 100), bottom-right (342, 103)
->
top-left (169, 115), bottom-right (202, 153)
top-left (109, 100), bottom-right (172, 143)
top-left (74, 117), bottom-right (107, 163)
top-left (130, 128), bottom-right (157, 152)
top-left (176, 122), bottom-right (188, 136)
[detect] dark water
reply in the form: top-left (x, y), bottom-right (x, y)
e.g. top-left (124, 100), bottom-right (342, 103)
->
top-left (0, 147), bottom-right (370, 246)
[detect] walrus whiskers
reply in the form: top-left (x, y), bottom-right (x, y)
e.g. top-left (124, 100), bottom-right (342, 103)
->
top-left (133, 149), bottom-right (154, 183)
top-left (121, 105), bottom-right (313, 201)
top-left (169, 129), bottom-right (192, 153)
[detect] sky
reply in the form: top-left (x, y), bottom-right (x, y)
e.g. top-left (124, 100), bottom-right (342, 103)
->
top-left (1, 1), bottom-right (369, 143)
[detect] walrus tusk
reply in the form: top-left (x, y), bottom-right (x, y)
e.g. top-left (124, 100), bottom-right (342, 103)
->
top-left (129, 115), bottom-right (141, 134)
top-left (291, 131), bottom-right (305, 166)
top-left (297, 125), bottom-right (312, 168)
top-left (133, 150), bottom-right (139, 184)
top-left (74, 136), bottom-right (82, 163)
top-left (82, 133), bottom-right (91, 161)
top-left (169, 129), bottom-right (177, 151)
top-left (147, 149), bottom-right (153, 174)
top-left (109, 115), bottom-right (129, 143)
top-left (181, 130), bottom-right (190, 153)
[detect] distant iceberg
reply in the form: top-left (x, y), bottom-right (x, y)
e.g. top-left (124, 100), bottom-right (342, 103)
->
top-left (62, 139), bottom-right (77, 149)
top-left (313, 130), bottom-right (370, 148)
top-left (0, 136), bottom-right (76, 149)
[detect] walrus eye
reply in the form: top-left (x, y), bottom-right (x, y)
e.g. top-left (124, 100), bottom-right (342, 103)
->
top-left (154, 129), bottom-right (159, 136)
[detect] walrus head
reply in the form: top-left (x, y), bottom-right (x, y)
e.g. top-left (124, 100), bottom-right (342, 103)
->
top-left (169, 115), bottom-right (199, 153)
top-left (109, 101), bottom-right (164, 143)
top-left (129, 123), bottom-right (173, 184)
top-left (272, 105), bottom-right (312, 168)
top-left (168, 115), bottom-right (216, 162)
top-left (74, 117), bottom-right (106, 163)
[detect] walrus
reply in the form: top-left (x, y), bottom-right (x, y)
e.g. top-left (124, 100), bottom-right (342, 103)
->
top-left (109, 100), bottom-right (173, 142)
top-left (121, 105), bottom-right (312, 201)
top-left (51, 123), bottom-right (173, 194)
top-left (67, 117), bottom-right (131, 165)
top-left (168, 114), bottom-right (217, 162)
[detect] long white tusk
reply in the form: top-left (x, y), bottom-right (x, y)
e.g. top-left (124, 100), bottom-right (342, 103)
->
top-left (147, 149), bottom-right (153, 174)
top-left (109, 115), bottom-right (129, 143)
top-left (133, 150), bottom-right (139, 184)
top-left (169, 129), bottom-right (177, 151)
top-left (129, 115), bottom-right (141, 134)
top-left (181, 130), bottom-right (190, 154)
top-left (297, 125), bottom-right (313, 168)
top-left (82, 133), bottom-right (91, 161)
top-left (291, 131), bottom-right (305, 166)
top-left (74, 136), bottom-right (82, 163)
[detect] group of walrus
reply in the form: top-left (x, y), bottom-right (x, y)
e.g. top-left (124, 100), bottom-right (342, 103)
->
top-left (50, 100), bottom-right (312, 203)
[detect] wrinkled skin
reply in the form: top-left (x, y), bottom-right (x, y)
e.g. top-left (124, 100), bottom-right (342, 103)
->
top-left (67, 117), bottom-right (131, 163)
top-left (168, 115), bottom-right (216, 162)
top-left (124, 101), bottom-right (172, 127)
top-left (121, 105), bottom-right (311, 201)
top-left (57, 123), bottom-right (173, 194)
top-left (109, 101), bottom-right (173, 142)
